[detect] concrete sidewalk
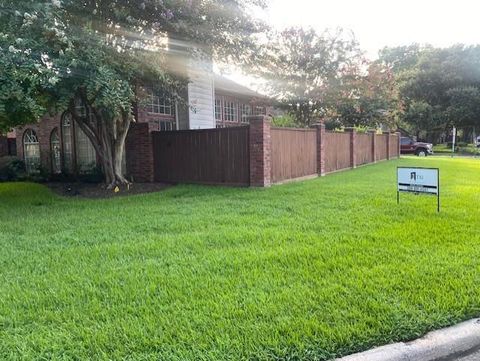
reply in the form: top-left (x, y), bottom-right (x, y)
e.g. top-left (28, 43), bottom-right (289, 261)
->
top-left (336, 319), bottom-right (480, 361)
top-left (454, 348), bottom-right (480, 361)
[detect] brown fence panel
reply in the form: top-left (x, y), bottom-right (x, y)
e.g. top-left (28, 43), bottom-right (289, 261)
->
top-left (356, 133), bottom-right (373, 166)
top-left (270, 128), bottom-right (317, 183)
top-left (389, 134), bottom-right (399, 158)
top-left (152, 126), bottom-right (250, 185)
top-left (324, 132), bottom-right (351, 173)
top-left (376, 134), bottom-right (388, 161)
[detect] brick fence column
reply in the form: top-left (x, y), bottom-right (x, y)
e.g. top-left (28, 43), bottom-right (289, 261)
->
top-left (125, 122), bottom-right (154, 182)
top-left (315, 122), bottom-right (326, 176)
top-left (345, 127), bottom-right (357, 169)
top-left (395, 132), bottom-right (401, 158)
top-left (368, 129), bottom-right (377, 163)
top-left (385, 131), bottom-right (391, 160)
top-left (248, 116), bottom-right (271, 187)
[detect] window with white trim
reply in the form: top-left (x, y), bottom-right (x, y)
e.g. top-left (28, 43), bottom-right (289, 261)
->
top-left (223, 100), bottom-right (238, 122)
top-left (215, 97), bottom-right (223, 121)
top-left (254, 106), bottom-right (266, 116)
top-left (23, 129), bottom-right (40, 173)
top-left (50, 128), bottom-right (61, 174)
top-left (62, 113), bottom-right (74, 173)
top-left (240, 104), bottom-right (252, 123)
top-left (147, 87), bottom-right (174, 115)
top-left (75, 123), bottom-right (96, 173)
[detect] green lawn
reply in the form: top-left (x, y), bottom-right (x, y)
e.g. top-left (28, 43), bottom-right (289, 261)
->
top-left (1, 157), bottom-right (480, 360)
top-left (433, 143), bottom-right (480, 155)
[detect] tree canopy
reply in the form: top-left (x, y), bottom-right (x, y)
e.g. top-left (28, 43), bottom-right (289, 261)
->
top-left (0, 0), bottom-right (268, 186)
top-left (379, 44), bottom-right (480, 136)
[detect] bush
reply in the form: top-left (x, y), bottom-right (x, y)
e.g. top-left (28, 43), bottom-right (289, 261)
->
top-left (271, 115), bottom-right (298, 128)
top-left (78, 165), bottom-right (104, 183)
top-left (0, 156), bottom-right (26, 181)
top-left (26, 165), bottom-right (51, 183)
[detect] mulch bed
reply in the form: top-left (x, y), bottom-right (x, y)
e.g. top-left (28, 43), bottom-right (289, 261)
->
top-left (47, 182), bottom-right (172, 199)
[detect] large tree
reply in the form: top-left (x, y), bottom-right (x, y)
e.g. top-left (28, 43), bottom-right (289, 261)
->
top-left (263, 27), bottom-right (362, 127)
top-left (379, 45), bottom-right (480, 137)
top-left (0, 0), bottom-right (267, 187)
top-left (325, 62), bottom-right (399, 129)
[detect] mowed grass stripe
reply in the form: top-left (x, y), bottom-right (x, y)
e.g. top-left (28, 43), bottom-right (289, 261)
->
top-left (0, 157), bottom-right (479, 360)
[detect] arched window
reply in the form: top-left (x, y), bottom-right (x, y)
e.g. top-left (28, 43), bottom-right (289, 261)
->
top-left (75, 124), bottom-right (96, 172)
top-left (62, 113), bottom-right (73, 173)
top-left (50, 128), bottom-right (61, 174)
top-left (61, 110), bottom-right (97, 174)
top-left (73, 100), bottom-right (96, 172)
top-left (23, 129), bottom-right (40, 173)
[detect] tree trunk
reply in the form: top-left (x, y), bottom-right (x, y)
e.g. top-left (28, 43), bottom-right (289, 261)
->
top-left (69, 99), bottom-right (131, 189)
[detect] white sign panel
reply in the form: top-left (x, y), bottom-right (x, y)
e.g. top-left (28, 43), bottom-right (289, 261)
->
top-left (397, 167), bottom-right (439, 195)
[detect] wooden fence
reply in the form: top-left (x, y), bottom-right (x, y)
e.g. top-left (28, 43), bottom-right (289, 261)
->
top-left (376, 134), bottom-right (388, 161)
top-left (324, 132), bottom-right (351, 173)
top-left (137, 116), bottom-right (401, 187)
top-left (152, 126), bottom-right (250, 186)
top-left (270, 128), bottom-right (317, 183)
top-left (356, 133), bottom-right (373, 166)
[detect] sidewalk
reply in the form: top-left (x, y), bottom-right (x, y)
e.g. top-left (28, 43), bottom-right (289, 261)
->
top-left (336, 319), bottom-right (480, 361)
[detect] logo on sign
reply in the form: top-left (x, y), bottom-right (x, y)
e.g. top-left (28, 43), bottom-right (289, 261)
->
top-left (397, 167), bottom-right (440, 212)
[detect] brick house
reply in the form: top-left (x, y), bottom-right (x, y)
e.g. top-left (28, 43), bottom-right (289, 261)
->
top-left (14, 65), bottom-right (272, 178)
top-left (0, 131), bottom-right (17, 158)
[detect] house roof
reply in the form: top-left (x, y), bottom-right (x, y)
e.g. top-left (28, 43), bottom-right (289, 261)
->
top-left (214, 74), bottom-right (265, 99)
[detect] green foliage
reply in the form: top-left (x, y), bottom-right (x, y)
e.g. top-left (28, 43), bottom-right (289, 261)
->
top-left (433, 143), bottom-right (480, 155)
top-left (78, 165), bottom-right (105, 184)
top-left (264, 27), bottom-right (363, 127)
top-left (0, 0), bottom-right (268, 184)
top-left (1, 158), bottom-right (480, 359)
top-left (271, 114), bottom-right (297, 127)
top-left (380, 45), bottom-right (480, 134)
top-left (0, 156), bottom-right (25, 181)
top-left (264, 28), bottom-right (399, 129)
top-left (325, 63), bottom-right (399, 129)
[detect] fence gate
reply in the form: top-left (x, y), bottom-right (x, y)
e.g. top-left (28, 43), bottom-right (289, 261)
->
top-left (152, 126), bottom-right (250, 186)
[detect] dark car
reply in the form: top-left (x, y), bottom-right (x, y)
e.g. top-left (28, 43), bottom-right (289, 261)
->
top-left (400, 137), bottom-right (433, 156)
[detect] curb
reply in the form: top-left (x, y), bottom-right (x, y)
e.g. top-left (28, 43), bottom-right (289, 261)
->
top-left (335, 319), bottom-right (480, 361)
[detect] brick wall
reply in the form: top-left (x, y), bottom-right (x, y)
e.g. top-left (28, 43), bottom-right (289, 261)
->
top-left (16, 115), bottom-right (61, 172)
top-left (125, 122), bottom-right (154, 182)
top-left (249, 116), bottom-right (271, 187)
top-left (0, 136), bottom-right (8, 157)
top-left (315, 123), bottom-right (326, 176)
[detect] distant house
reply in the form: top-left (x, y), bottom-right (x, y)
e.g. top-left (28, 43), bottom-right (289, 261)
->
top-left (14, 45), bottom-right (272, 176)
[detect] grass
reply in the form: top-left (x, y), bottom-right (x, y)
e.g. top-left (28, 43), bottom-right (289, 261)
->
top-left (1, 157), bottom-right (480, 360)
top-left (433, 143), bottom-right (480, 155)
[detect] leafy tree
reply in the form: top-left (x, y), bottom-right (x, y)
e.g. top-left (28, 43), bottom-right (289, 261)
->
top-left (325, 63), bottom-right (399, 129)
top-left (263, 27), bottom-right (362, 127)
top-left (380, 45), bottom-right (480, 137)
top-left (0, 0), bottom-right (267, 187)
top-left (378, 44), bottom-right (426, 73)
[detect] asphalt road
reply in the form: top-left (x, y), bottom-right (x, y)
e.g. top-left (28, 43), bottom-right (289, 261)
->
top-left (454, 349), bottom-right (480, 361)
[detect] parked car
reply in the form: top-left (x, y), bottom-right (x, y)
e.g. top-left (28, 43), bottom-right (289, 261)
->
top-left (400, 137), bottom-right (433, 156)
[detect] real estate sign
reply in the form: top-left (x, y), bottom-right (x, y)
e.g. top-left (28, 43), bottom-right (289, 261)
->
top-left (397, 167), bottom-right (440, 211)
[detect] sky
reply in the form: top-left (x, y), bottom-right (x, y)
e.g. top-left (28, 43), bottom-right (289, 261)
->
top-left (263, 0), bottom-right (480, 58)
top-left (225, 0), bottom-right (480, 90)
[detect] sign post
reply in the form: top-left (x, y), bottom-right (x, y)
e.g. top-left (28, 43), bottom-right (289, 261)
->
top-left (397, 167), bottom-right (440, 212)
top-left (451, 127), bottom-right (456, 157)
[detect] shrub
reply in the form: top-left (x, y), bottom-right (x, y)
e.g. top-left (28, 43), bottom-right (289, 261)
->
top-left (0, 156), bottom-right (26, 181)
top-left (78, 165), bottom-right (104, 183)
top-left (271, 114), bottom-right (298, 128)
